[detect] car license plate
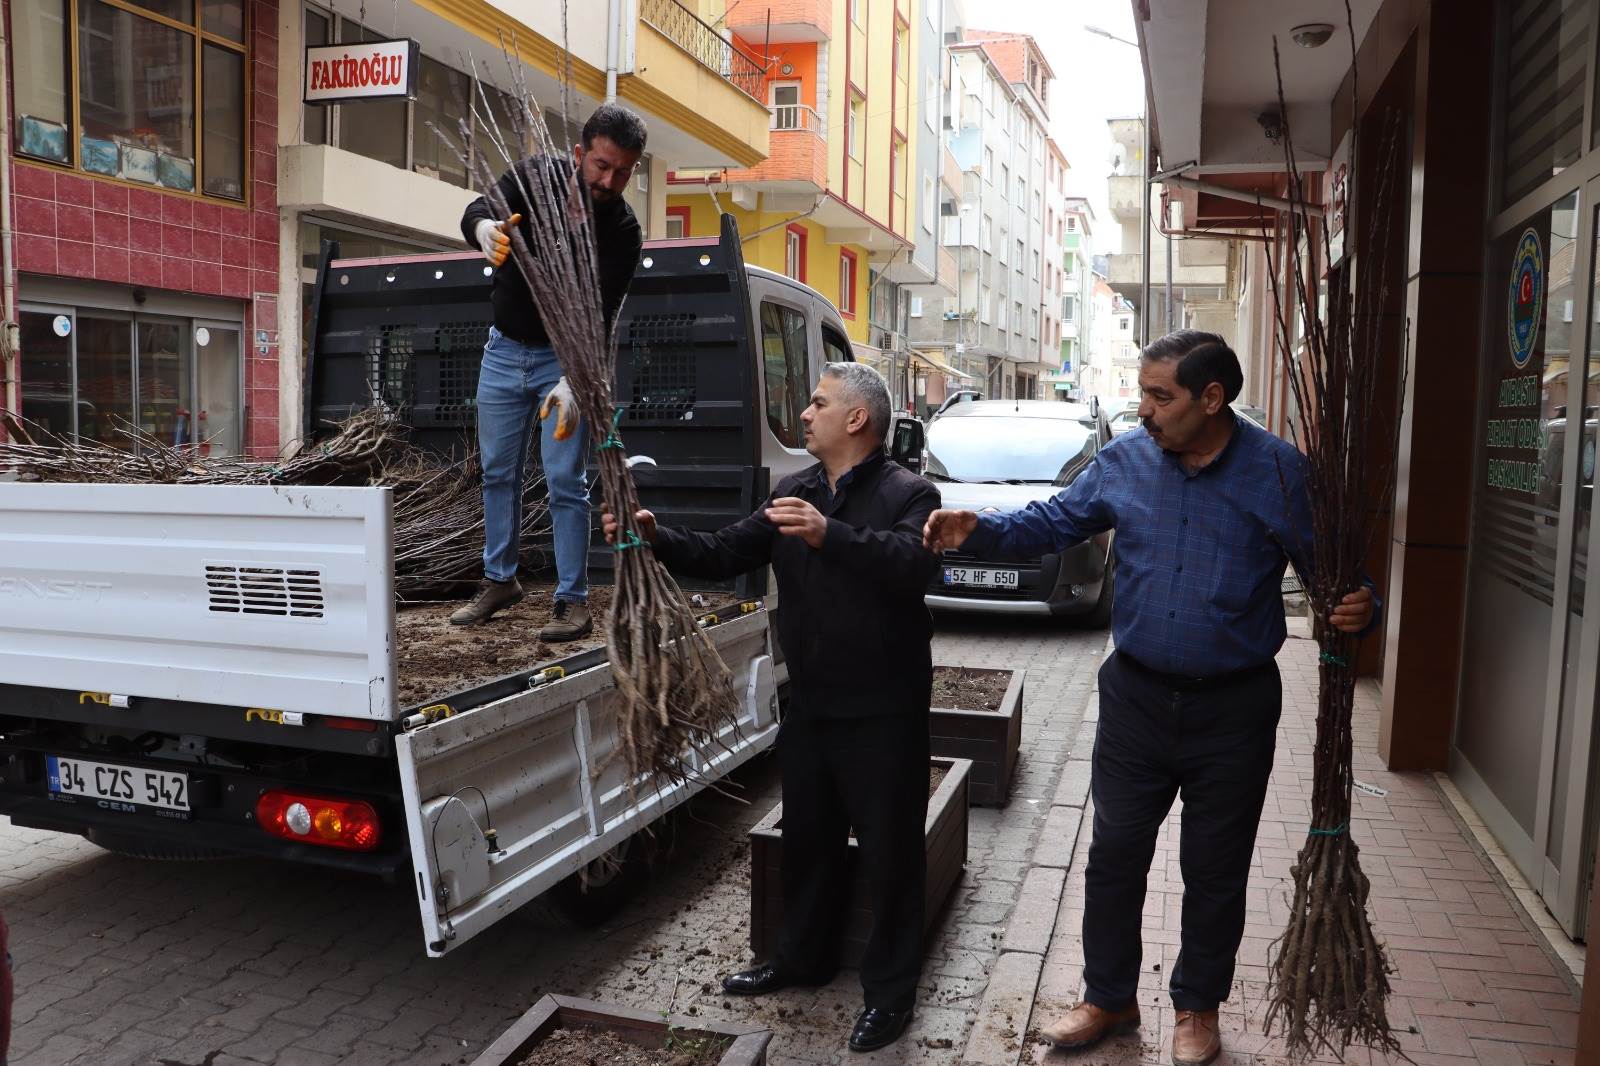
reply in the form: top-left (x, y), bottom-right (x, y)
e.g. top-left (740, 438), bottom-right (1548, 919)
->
top-left (47, 756), bottom-right (189, 812)
top-left (944, 567), bottom-right (1020, 589)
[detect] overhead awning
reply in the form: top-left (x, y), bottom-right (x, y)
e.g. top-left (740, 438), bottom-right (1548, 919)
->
top-left (909, 349), bottom-right (973, 381)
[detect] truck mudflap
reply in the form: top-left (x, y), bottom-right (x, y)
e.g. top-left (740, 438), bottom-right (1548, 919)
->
top-left (395, 607), bottom-right (779, 956)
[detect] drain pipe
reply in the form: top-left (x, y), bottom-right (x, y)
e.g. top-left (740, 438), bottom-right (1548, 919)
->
top-left (601, 0), bottom-right (620, 100)
top-left (0, 13), bottom-right (18, 419)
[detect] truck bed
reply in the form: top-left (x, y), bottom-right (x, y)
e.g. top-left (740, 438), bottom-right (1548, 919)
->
top-left (394, 584), bottom-right (740, 706)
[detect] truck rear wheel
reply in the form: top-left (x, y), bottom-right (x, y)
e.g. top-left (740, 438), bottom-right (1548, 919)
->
top-left (86, 828), bottom-right (233, 861)
top-left (547, 838), bottom-right (648, 927)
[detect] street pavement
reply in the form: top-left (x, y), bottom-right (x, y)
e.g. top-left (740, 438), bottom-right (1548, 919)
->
top-left (3, 614), bottom-right (1108, 1066)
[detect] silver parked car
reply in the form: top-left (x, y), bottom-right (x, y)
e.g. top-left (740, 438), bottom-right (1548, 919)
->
top-left (923, 400), bottom-right (1114, 622)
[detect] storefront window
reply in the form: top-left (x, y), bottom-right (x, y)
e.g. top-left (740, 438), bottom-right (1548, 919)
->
top-left (413, 57), bottom-right (470, 188)
top-left (12, 0), bottom-right (72, 164)
top-left (303, 9), bottom-right (329, 145)
top-left (201, 0), bottom-right (243, 43)
top-left (202, 44), bottom-right (245, 199)
top-left (336, 18), bottom-right (407, 169)
top-left (79, 1), bottom-right (195, 183)
top-left (20, 305), bottom-right (242, 453)
top-left (13, 0), bottom-right (246, 201)
top-left (304, 7), bottom-right (519, 189)
top-left (1500, 0), bottom-right (1588, 207)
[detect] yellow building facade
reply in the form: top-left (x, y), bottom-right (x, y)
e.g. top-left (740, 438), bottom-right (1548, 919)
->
top-left (667, 0), bottom-right (917, 344)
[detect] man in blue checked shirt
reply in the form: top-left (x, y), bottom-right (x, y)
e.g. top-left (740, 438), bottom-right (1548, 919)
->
top-left (924, 331), bottom-right (1376, 1066)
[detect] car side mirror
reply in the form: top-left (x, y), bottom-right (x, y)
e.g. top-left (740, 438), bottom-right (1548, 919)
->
top-left (888, 416), bottom-right (926, 474)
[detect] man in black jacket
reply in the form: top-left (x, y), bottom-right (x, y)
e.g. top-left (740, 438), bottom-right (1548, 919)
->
top-left (452, 104), bottom-right (646, 639)
top-left (602, 362), bottom-right (940, 1053)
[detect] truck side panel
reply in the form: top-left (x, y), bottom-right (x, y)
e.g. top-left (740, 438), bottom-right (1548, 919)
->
top-left (396, 608), bottom-right (778, 956)
top-left (0, 483), bottom-right (396, 720)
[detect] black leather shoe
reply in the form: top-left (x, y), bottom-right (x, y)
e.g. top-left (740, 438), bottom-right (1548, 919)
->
top-left (848, 1006), bottom-right (914, 1052)
top-left (721, 962), bottom-right (824, 996)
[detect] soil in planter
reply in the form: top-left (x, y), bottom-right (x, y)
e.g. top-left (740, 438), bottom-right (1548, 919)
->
top-left (394, 586), bottom-right (737, 706)
top-left (931, 666), bottom-right (1012, 711)
top-left (515, 1025), bottom-right (731, 1066)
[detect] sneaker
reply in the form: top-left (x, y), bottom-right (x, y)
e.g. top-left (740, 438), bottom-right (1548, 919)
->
top-left (448, 579), bottom-right (524, 626)
top-left (540, 599), bottom-right (593, 642)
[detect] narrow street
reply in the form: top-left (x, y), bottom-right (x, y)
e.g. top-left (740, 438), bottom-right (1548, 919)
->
top-left (3, 618), bottom-right (1108, 1066)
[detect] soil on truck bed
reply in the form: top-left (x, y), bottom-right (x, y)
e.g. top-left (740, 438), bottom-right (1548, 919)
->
top-left (394, 585), bottom-right (741, 707)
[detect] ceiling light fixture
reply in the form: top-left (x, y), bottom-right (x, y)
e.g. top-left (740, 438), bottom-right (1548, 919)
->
top-left (1291, 23), bottom-right (1336, 48)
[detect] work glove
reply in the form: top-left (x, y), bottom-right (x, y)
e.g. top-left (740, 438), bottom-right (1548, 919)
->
top-left (539, 377), bottom-right (579, 441)
top-left (474, 213), bottom-right (521, 267)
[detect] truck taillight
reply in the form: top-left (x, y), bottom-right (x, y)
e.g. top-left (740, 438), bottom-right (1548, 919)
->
top-left (256, 790), bottom-right (380, 851)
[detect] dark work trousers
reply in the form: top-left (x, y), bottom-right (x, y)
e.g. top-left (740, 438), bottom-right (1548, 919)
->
top-left (1081, 650), bottom-right (1282, 1014)
top-left (775, 710), bottom-right (930, 1010)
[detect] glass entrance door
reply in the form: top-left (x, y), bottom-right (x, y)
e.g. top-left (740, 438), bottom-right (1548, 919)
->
top-left (18, 307), bottom-right (76, 439)
top-left (136, 317), bottom-right (193, 447)
top-left (76, 313), bottom-right (135, 449)
top-left (193, 320), bottom-right (242, 455)
top-left (1533, 174), bottom-right (1600, 936)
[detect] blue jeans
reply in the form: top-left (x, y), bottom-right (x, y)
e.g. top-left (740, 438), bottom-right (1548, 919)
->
top-left (477, 327), bottom-right (589, 601)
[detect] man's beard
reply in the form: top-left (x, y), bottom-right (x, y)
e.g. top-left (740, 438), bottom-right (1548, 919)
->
top-left (589, 183), bottom-right (616, 202)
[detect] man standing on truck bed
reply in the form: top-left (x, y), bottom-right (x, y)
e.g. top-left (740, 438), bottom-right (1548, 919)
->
top-left (452, 104), bottom-right (648, 639)
top-left (602, 363), bottom-right (940, 1054)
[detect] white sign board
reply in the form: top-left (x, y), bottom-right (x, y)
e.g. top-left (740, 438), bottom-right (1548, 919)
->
top-left (304, 38), bottom-right (419, 104)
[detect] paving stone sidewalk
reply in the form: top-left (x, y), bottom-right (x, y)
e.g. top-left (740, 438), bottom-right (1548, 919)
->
top-left (967, 628), bottom-right (1585, 1066)
top-left (3, 616), bottom-right (1106, 1065)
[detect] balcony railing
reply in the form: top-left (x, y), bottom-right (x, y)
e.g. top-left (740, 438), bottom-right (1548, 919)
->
top-left (771, 103), bottom-right (824, 132)
top-left (640, 0), bottom-right (765, 102)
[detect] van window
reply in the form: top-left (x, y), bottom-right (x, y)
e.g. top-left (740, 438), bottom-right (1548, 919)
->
top-left (821, 326), bottom-right (852, 367)
top-left (760, 301), bottom-right (809, 448)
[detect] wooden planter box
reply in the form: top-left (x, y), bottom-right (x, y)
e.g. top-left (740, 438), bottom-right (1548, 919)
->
top-left (470, 993), bottom-right (773, 1066)
top-left (930, 667), bottom-right (1025, 807)
top-left (747, 757), bottom-right (970, 968)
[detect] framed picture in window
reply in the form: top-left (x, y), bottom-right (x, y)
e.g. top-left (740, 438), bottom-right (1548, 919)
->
top-left (157, 152), bottom-right (195, 191)
top-left (120, 143), bottom-right (158, 184)
top-left (80, 136), bottom-right (118, 176)
top-left (19, 116), bottom-right (68, 163)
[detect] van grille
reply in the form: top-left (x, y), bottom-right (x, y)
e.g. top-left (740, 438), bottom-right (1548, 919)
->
top-left (206, 566), bottom-right (326, 619)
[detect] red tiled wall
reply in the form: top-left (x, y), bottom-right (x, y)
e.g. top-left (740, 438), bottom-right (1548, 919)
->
top-left (6, 0), bottom-right (281, 457)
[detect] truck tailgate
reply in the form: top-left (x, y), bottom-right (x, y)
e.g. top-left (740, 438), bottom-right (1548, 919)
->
top-left (0, 483), bottom-right (396, 720)
top-left (395, 607), bottom-right (778, 956)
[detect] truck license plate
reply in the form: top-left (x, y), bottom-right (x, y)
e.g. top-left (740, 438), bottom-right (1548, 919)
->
top-left (47, 756), bottom-right (189, 812)
top-left (944, 567), bottom-right (1019, 589)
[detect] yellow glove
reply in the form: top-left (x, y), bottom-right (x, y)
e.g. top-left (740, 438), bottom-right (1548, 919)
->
top-left (539, 377), bottom-right (579, 441)
top-left (474, 213), bottom-right (521, 267)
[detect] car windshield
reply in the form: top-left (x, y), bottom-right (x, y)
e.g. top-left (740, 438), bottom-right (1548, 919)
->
top-left (926, 414), bottom-right (1096, 485)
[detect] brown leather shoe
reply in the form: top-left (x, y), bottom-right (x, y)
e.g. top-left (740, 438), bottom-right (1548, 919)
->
top-left (540, 599), bottom-right (593, 642)
top-left (1171, 1009), bottom-right (1221, 1066)
top-left (448, 578), bottom-right (524, 625)
top-left (1039, 1001), bottom-right (1141, 1049)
